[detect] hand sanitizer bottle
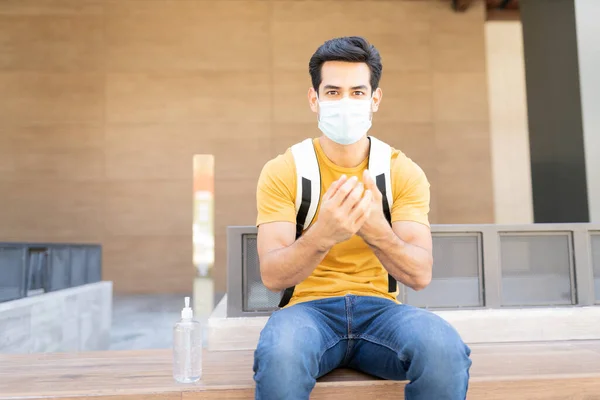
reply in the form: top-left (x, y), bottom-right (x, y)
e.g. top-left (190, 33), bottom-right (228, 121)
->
top-left (173, 296), bottom-right (202, 383)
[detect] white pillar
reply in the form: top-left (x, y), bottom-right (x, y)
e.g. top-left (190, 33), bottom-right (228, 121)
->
top-left (485, 21), bottom-right (534, 224)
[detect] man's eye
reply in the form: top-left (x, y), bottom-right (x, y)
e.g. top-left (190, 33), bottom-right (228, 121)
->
top-left (353, 91), bottom-right (365, 96)
top-left (326, 91), bottom-right (338, 95)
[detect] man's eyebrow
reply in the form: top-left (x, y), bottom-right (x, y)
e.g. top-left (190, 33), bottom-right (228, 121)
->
top-left (322, 84), bottom-right (369, 90)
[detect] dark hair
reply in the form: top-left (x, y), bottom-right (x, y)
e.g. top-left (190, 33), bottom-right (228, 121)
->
top-left (308, 36), bottom-right (383, 94)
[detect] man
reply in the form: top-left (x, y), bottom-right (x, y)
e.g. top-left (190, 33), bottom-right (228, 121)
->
top-left (252, 36), bottom-right (471, 400)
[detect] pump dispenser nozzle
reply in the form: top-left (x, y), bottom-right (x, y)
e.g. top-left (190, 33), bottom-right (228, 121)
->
top-left (181, 296), bottom-right (193, 320)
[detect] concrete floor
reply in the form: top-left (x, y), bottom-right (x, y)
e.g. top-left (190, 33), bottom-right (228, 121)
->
top-left (109, 294), bottom-right (223, 350)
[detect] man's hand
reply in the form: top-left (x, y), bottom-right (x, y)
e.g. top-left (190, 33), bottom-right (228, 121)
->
top-left (356, 169), bottom-right (391, 244)
top-left (312, 175), bottom-right (373, 249)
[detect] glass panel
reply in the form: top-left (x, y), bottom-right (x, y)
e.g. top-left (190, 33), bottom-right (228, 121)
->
top-left (0, 247), bottom-right (24, 302)
top-left (500, 233), bottom-right (573, 306)
top-left (27, 248), bottom-right (48, 296)
top-left (406, 233), bottom-right (482, 308)
top-left (243, 235), bottom-right (280, 311)
top-left (48, 247), bottom-right (70, 291)
top-left (86, 246), bottom-right (102, 283)
top-left (70, 247), bottom-right (87, 286)
top-left (591, 234), bottom-right (600, 303)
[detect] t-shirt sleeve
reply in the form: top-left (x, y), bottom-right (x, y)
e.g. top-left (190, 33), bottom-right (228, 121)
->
top-left (256, 152), bottom-right (297, 227)
top-left (390, 153), bottom-right (431, 227)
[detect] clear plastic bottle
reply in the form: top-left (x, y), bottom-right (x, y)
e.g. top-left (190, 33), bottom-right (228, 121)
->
top-left (173, 296), bottom-right (202, 383)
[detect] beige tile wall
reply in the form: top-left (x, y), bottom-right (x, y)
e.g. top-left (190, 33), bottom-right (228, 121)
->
top-left (0, 0), bottom-right (493, 294)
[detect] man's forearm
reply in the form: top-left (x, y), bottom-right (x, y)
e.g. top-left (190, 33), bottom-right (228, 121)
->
top-left (261, 225), bottom-right (331, 291)
top-left (364, 224), bottom-right (433, 290)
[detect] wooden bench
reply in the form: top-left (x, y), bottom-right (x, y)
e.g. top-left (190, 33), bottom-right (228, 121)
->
top-left (2, 340), bottom-right (600, 400)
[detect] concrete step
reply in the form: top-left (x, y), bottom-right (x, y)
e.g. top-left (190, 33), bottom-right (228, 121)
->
top-left (208, 294), bottom-right (600, 351)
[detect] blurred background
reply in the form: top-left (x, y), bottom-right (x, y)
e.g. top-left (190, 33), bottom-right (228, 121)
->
top-left (1, 0), bottom-right (598, 351)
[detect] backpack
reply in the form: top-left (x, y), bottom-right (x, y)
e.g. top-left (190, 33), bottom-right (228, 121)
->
top-left (278, 136), bottom-right (396, 307)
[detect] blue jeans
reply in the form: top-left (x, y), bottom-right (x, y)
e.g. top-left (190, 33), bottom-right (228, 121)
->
top-left (253, 295), bottom-right (471, 400)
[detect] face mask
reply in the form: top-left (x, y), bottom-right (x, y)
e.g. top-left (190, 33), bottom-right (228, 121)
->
top-left (317, 97), bottom-right (373, 145)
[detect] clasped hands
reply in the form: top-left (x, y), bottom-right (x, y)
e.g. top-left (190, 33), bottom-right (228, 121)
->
top-left (314, 170), bottom-right (390, 249)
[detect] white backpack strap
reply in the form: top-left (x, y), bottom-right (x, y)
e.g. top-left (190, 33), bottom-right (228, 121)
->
top-left (280, 139), bottom-right (321, 308)
top-left (368, 136), bottom-right (397, 294)
top-left (290, 138), bottom-right (321, 239)
top-left (367, 136), bottom-right (393, 222)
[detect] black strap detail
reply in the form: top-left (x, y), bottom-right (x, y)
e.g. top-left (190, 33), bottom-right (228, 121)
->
top-left (376, 173), bottom-right (397, 293)
top-left (279, 177), bottom-right (312, 308)
top-left (278, 287), bottom-right (295, 308)
top-left (387, 270), bottom-right (398, 293)
top-left (376, 174), bottom-right (392, 224)
top-left (295, 177), bottom-right (312, 239)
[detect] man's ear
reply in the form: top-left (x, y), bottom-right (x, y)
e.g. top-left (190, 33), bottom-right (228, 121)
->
top-left (371, 87), bottom-right (383, 112)
top-left (308, 87), bottom-right (319, 113)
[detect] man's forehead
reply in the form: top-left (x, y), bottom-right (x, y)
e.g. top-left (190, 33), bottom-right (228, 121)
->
top-left (320, 61), bottom-right (371, 83)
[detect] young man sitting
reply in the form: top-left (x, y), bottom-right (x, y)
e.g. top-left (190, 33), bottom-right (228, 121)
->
top-left (253, 36), bottom-right (472, 400)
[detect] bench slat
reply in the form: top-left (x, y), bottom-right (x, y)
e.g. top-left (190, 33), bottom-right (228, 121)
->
top-left (1, 341), bottom-right (599, 400)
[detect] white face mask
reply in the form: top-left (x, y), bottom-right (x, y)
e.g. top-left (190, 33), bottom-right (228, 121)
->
top-left (317, 97), bottom-right (373, 145)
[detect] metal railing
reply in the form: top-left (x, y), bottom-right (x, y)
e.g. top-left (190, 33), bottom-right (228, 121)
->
top-left (0, 242), bottom-right (102, 303)
top-left (226, 223), bottom-right (600, 318)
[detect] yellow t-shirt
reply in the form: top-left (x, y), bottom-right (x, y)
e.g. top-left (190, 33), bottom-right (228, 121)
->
top-left (256, 137), bottom-right (430, 307)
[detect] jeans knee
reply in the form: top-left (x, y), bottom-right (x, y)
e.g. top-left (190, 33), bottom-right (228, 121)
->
top-left (408, 316), bottom-right (471, 373)
top-left (254, 338), bottom-right (312, 379)
top-left (424, 338), bottom-right (471, 375)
